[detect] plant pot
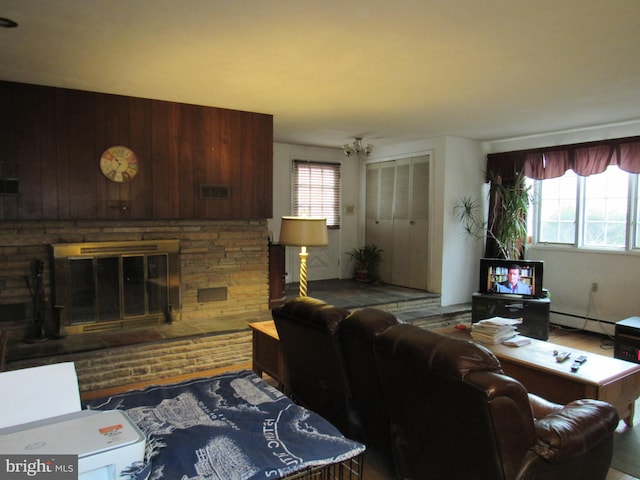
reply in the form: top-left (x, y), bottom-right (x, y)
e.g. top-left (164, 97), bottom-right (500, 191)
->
top-left (354, 269), bottom-right (372, 283)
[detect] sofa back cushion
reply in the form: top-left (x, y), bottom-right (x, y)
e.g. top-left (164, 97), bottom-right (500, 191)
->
top-left (272, 297), bottom-right (354, 436)
top-left (374, 324), bottom-right (536, 479)
top-left (338, 308), bottom-right (398, 459)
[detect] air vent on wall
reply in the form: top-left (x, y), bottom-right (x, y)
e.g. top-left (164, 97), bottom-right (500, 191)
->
top-left (197, 287), bottom-right (228, 302)
top-left (200, 184), bottom-right (230, 199)
top-left (0, 178), bottom-right (19, 195)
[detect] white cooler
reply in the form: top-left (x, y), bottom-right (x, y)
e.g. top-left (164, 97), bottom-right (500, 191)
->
top-left (0, 363), bottom-right (146, 479)
top-left (0, 409), bottom-right (145, 479)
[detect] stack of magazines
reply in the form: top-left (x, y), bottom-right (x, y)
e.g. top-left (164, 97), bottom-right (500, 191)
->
top-left (470, 317), bottom-right (522, 344)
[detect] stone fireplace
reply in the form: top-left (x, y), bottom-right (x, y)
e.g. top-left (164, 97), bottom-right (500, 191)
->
top-left (51, 239), bottom-right (181, 335)
top-left (0, 219), bottom-right (270, 370)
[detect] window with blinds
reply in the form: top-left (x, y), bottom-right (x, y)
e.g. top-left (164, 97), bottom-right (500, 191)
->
top-left (293, 160), bottom-right (341, 228)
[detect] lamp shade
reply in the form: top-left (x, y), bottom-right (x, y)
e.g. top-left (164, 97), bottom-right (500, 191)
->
top-left (279, 217), bottom-right (328, 247)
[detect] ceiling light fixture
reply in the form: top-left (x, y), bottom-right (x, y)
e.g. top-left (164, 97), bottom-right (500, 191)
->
top-left (342, 137), bottom-right (373, 157)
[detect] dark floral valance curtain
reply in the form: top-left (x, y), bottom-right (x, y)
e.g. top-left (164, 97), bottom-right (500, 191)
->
top-left (486, 135), bottom-right (640, 182)
top-left (483, 135), bottom-right (640, 258)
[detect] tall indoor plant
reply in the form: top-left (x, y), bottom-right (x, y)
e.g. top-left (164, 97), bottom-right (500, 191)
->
top-left (455, 170), bottom-right (531, 260)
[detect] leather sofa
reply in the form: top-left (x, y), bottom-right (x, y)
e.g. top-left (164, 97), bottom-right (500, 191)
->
top-left (338, 307), bottom-right (399, 465)
top-left (375, 323), bottom-right (618, 480)
top-left (272, 297), bottom-right (619, 480)
top-left (271, 297), bottom-right (358, 438)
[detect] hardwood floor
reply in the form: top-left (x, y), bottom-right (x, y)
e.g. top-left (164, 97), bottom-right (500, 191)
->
top-left (548, 324), bottom-right (617, 354)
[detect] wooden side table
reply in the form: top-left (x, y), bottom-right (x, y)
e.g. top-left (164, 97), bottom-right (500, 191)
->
top-left (248, 320), bottom-right (286, 389)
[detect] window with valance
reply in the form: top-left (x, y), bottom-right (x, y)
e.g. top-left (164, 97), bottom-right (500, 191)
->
top-left (486, 135), bottom-right (640, 181)
top-left (483, 135), bottom-right (640, 257)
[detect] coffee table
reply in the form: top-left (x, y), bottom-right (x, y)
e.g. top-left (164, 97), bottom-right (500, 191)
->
top-left (438, 327), bottom-right (640, 426)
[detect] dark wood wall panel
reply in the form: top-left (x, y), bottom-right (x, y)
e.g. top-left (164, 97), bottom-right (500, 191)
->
top-left (215, 108), bottom-right (237, 219)
top-left (177, 103), bottom-right (198, 218)
top-left (16, 85), bottom-right (47, 219)
top-left (39, 91), bottom-right (59, 219)
top-left (52, 88), bottom-right (71, 219)
top-left (204, 108), bottom-right (223, 219)
top-left (233, 111), bottom-right (252, 218)
top-left (150, 101), bottom-right (176, 219)
top-left (62, 89), bottom-right (99, 219)
top-left (252, 111), bottom-right (274, 219)
top-left (0, 81), bottom-right (273, 220)
top-left (121, 96), bottom-right (153, 219)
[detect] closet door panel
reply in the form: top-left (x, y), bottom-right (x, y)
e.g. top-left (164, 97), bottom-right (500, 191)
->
top-left (366, 156), bottom-right (430, 290)
top-left (390, 159), bottom-right (408, 285)
top-left (407, 156), bottom-right (429, 289)
top-left (366, 162), bottom-right (395, 283)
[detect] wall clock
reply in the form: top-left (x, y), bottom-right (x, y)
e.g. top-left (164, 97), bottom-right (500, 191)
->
top-left (100, 145), bottom-right (139, 182)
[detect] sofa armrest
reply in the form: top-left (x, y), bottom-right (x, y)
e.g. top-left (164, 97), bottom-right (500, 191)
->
top-left (528, 393), bottom-right (563, 419)
top-left (533, 399), bottom-right (619, 462)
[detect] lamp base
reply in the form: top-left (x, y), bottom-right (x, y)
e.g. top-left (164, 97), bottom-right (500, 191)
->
top-left (298, 247), bottom-right (308, 297)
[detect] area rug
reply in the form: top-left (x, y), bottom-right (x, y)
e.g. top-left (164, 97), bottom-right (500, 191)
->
top-left (611, 426), bottom-right (640, 478)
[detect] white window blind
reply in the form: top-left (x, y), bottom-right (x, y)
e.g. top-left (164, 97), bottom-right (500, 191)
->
top-left (293, 160), bottom-right (341, 227)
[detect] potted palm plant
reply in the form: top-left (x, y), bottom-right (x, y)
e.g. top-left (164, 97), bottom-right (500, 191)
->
top-left (347, 244), bottom-right (383, 282)
top-left (454, 170), bottom-right (531, 260)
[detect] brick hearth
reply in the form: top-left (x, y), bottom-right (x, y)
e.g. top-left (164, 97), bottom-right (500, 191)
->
top-left (0, 219), bottom-right (271, 392)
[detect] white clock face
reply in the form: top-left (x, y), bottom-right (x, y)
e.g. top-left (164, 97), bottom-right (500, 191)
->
top-left (100, 146), bottom-right (139, 182)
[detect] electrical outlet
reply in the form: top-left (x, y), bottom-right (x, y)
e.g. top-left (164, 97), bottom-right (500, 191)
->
top-left (591, 282), bottom-right (598, 292)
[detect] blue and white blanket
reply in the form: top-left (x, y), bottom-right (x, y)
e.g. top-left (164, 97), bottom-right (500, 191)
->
top-left (84, 369), bottom-right (365, 480)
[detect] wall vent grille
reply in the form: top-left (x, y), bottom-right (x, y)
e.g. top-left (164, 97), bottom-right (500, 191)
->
top-left (200, 184), bottom-right (230, 199)
top-left (0, 178), bottom-right (19, 195)
top-left (198, 287), bottom-right (228, 302)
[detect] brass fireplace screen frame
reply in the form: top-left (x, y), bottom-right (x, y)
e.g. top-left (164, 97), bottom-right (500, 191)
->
top-left (51, 240), bottom-right (181, 335)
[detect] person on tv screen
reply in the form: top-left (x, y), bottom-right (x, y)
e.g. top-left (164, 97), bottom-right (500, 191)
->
top-left (493, 265), bottom-right (531, 294)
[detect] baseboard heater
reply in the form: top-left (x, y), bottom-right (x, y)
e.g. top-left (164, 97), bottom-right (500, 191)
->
top-left (550, 309), bottom-right (616, 335)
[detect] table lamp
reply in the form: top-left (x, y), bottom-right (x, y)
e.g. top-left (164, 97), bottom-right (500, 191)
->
top-left (278, 216), bottom-right (328, 297)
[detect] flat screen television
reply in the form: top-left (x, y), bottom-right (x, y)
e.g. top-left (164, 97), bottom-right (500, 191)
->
top-left (478, 258), bottom-right (545, 298)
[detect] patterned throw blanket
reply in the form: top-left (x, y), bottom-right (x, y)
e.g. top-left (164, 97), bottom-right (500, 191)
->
top-left (84, 370), bottom-right (365, 480)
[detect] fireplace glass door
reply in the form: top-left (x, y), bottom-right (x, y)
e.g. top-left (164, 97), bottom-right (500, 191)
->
top-left (68, 254), bottom-right (169, 324)
top-left (52, 240), bottom-right (180, 334)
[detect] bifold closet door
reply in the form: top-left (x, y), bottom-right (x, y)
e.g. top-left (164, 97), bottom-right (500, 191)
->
top-left (366, 156), bottom-right (429, 290)
top-left (391, 156), bottom-right (429, 290)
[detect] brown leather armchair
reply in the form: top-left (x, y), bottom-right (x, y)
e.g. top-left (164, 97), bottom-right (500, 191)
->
top-left (338, 307), bottom-right (398, 465)
top-left (271, 297), bottom-right (358, 438)
top-left (374, 323), bottom-right (619, 480)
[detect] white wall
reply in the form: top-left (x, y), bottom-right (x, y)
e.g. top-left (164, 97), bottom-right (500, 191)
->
top-left (269, 143), bottom-right (360, 283)
top-left (485, 120), bottom-right (640, 335)
top-left (526, 247), bottom-right (640, 336)
top-left (440, 137), bottom-right (487, 306)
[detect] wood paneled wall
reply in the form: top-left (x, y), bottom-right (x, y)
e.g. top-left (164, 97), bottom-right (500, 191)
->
top-left (0, 81), bottom-right (273, 220)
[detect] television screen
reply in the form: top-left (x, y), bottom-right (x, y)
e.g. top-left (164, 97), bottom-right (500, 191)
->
top-left (478, 258), bottom-right (544, 298)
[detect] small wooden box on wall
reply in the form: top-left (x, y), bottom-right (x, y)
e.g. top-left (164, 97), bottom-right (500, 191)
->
top-left (269, 243), bottom-right (286, 308)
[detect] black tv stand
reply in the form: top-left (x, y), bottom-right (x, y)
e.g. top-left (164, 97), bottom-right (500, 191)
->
top-left (471, 293), bottom-right (550, 340)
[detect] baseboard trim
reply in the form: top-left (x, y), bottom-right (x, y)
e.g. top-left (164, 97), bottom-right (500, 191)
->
top-left (550, 310), bottom-right (615, 336)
